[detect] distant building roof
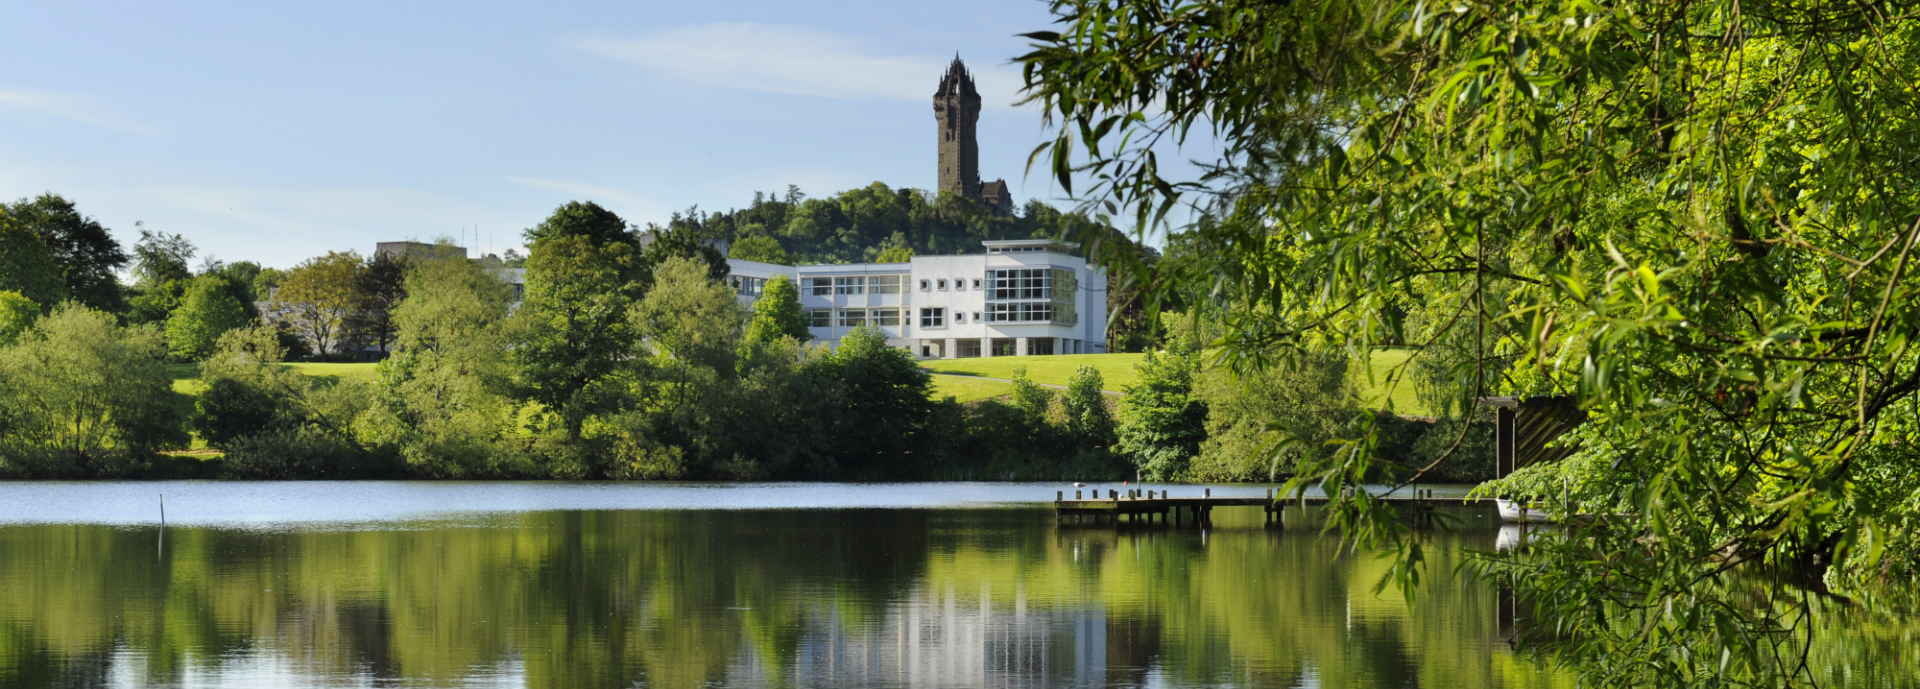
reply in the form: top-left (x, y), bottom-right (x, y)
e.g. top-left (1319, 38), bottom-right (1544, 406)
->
top-left (376, 241), bottom-right (468, 260)
top-left (981, 239), bottom-right (1079, 254)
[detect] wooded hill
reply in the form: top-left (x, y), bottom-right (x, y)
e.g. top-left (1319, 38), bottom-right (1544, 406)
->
top-left (657, 182), bottom-right (1116, 265)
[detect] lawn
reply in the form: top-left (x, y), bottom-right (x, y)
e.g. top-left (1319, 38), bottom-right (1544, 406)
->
top-left (1360, 349), bottom-right (1428, 416)
top-left (916, 349), bottom-right (1433, 415)
top-left (919, 353), bottom-right (1146, 392)
top-left (928, 375), bottom-right (1015, 403)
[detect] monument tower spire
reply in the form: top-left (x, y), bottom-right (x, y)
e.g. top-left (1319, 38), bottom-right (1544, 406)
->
top-left (933, 55), bottom-right (982, 202)
top-left (933, 55), bottom-right (1013, 216)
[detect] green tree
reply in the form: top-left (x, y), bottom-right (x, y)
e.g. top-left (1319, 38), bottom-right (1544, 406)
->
top-left (0, 291), bottom-right (36, 346)
top-left (374, 251), bottom-right (515, 476)
top-left (252, 267), bottom-right (287, 302)
top-left (0, 304), bottom-right (185, 474)
top-left (272, 251), bottom-right (367, 359)
top-left (806, 327), bottom-right (931, 478)
top-left (349, 251), bottom-right (410, 355)
top-left (1115, 348), bottom-right (1206, 480)
top-left (165, 274), bottom-right (253, 361)
top-left (126, 226), bottom-right (196, 324)
top-left (744, 274), bottom-right (811, 344)
top-left (728, 235), bottom-right (790, 264)
top-left (0, 209), bottom-right (65, 308)
top-left (129, 225), bottom-right (194, 289)
top-left (1009, 367), bottom-right (1053, 418)
top-left (5, 194), bottom-right (127, 313)
top-left (632, 256), bottom-right (743, 401)
top-left (195, 326), bottom-right (306, 448)
top-left (509, 232), bottom-right (638, 442)
top-left (1061, 365), bottom-right (1115, 449)
top-left (1020, 1), bottom-right (1920, 684)
top-left (524, 200), bottom-right (635, 249)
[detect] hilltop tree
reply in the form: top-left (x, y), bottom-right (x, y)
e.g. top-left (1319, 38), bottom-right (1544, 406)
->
top-left (728, 235), bottom-right (789, 264)
top-left (4, 194), bottom-right (127, 313)
top-left (744, 274), bottom-right (811, 345)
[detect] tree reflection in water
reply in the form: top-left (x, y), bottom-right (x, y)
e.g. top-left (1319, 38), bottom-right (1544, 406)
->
top-left (0, 507), bottom-right (1907, 688)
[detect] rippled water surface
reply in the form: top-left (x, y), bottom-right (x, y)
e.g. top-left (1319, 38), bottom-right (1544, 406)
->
top-left (0, 482), bottom-right (1899, 688)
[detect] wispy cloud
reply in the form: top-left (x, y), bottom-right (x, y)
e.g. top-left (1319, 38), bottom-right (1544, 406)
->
top-left (507, 176), bottom-right (662, 222)
top-left (0, 88), bottom-right (153, 133)
top-left (137, 184), bottom-right (520, 263)
top-left (570, 23), bottom-right (1026, 107)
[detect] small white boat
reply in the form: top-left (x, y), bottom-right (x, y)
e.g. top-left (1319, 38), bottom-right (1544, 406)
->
top-left (1496, 499), bottom-right (1556, 523)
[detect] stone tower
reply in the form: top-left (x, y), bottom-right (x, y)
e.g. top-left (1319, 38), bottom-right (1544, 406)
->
top-left (933, 55), bottom-right (982, 202)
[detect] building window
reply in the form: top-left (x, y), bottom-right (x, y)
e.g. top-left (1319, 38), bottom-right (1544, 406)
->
top-left (953, 312), bottom-right (965, 324)
top-left (937, 278), bottom-right (947, 291)
top-left (873, 308), bottom-right (901, 326)
top-left (972, 311), bottom-right (982, 323)
top-left (833, 277), bottom-right (866, 295)
top-left (987, 302), bottom-right (1054, 323)
top-left (837, 309), bottom-right (867, 327)
top-left (971, 278), bottom-right (982, 290)
top-left (809, 309), bottom-right (832, 327)
top-left (728, 275), bottom-right (765, 297)
top-left (988, 268), bottom-right (1051, 300)
top-left (919, 279), bottom-right (930, 291)
top-left (919, 307), bottom-right (945, 328)
top-left (872, 275), bottom-right (905, 294)
top-left (803, 277), bottom-right (832, 296)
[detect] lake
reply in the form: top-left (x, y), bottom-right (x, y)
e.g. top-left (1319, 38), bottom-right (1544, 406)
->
top-left (0, 482), bottom-right (1904, 688)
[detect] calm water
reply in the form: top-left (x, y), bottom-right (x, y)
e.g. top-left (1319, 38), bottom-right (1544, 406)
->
top-left (0, 482), bottom-right (1906, 688)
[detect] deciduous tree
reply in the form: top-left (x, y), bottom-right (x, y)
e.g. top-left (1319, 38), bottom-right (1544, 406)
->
top-left (0, 305), bottom-right (185, 474)
top-left (744, 274), bottom-right (811, 345)
top-left (510, 226), bottom-right (639, 441)
top-left (5, 194), bottom-right (127, 313)
top-left (1019, 0), bottom-right (1920, 684)
top-left (0, 209), bottom-right (65, 308)
top-left (273, 251), bottom-right (366, 359)
top-left (0, 291), bottom-right (36, 346)
top-left (166, 274), bottom-right (253, 361)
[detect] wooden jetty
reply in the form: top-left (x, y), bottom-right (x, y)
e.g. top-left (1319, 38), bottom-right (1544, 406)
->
top-left (1053, 488), bottom-right (1491, 528)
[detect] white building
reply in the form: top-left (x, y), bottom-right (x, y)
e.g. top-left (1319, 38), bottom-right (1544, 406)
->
top-left (725, 239), bottom-right (1107, 358)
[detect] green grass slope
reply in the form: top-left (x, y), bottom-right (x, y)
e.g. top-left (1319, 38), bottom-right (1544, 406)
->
top-left (919, 353), bottom-right (1146, 390)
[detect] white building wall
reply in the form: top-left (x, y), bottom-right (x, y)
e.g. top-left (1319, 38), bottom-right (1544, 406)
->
top-left (726, 241), bottom-right (1107, 357)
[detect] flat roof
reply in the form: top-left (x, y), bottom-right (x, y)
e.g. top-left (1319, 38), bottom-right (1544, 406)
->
top-left (981, 239), bottom-right (1080, 249)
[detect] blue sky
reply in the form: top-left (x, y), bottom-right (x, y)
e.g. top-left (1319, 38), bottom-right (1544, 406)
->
top-left (1, 0), bottom-right (1216, 269)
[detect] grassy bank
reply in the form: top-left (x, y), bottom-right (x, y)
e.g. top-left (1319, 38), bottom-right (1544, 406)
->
top-left (160, 350), bottom-right (1434, 436)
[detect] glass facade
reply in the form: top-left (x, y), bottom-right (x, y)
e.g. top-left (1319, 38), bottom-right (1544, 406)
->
top-left (984, 268), bottom-right (1078, 325)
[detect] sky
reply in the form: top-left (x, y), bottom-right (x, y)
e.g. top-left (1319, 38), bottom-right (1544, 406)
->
top-left (0, 0), bottom-right (1218, 270)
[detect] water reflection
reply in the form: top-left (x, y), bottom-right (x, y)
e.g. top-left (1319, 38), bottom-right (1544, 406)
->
top-left (0, 502), bottom-right (1570, 689)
